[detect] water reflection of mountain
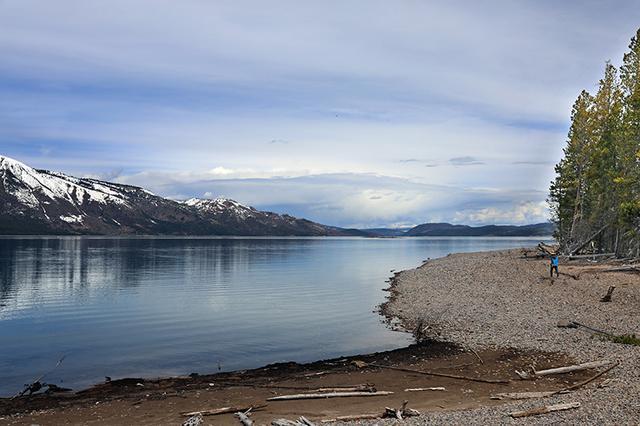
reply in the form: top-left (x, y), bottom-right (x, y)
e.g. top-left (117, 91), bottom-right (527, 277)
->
top-left (0, 238), bottom-right (312, 318)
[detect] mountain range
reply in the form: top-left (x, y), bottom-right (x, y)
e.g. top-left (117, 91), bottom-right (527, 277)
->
top-left (0, 156), bottom-right (363, 236)
top-left (0, 155), bottom-right (554, 237)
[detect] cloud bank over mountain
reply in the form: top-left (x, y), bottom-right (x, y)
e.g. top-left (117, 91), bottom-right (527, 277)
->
top-left (2, 1), bottom-right (640, 226)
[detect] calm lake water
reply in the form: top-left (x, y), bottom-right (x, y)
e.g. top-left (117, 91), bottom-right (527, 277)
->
top-left (0, 236), bottom-right (548, 396)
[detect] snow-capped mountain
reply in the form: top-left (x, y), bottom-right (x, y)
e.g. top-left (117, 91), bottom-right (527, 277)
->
top-left (0, 156), bottom-right (362, 236)
top-left (182, 197), bottom-right (353, 236)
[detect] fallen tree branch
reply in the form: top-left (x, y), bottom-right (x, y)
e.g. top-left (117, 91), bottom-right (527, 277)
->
top-left (496, 362), bottom-right (618, 400)
top-left (368, 363), bottom-right (510, 384)
top-left (267, 391), bottom-right (394, 401)
top-left (384, 400), bottom-right (420, 420)
top-left (568, 252), bottom-right (615, 260)
top-left (570, 321), bottom-right (615, 337)
top-left (491, 391), bottom-right (558, 400)
top-left (12, 354), bottom-right (67, 399)
top-left (538, 242), bottom-right (558, 256)
top-left (181, 405), bottom-right (267, 417)
top-left (570, 225), bottom-right (608, 256)
top-left (509, 402), bottom-right (581, 418)
top-left (469, 348), bottom-right (484, 365)
top-left (319, 414), bottom-right (381, 423)
top-left (558, 362), bottom-right (619, 393)
top-left (315, 384), bottom-right (375, 393)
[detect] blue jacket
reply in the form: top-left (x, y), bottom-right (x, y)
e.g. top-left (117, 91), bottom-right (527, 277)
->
top-left (551, 256), bottom-right (559, 266)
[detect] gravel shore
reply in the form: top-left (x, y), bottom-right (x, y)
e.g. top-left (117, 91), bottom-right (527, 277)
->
top-left (367, 249), bottom-right (640, 425)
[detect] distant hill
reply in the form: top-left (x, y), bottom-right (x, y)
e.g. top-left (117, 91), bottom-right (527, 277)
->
top-left (0, 155), bottom-right (365, 236)
top-left (359, 227), bottom-right (411, 237)
top-left (404, 222), bottom-right (555, 237)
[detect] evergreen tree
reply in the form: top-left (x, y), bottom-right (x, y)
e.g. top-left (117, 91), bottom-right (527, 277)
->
top-left (550, 28), bottom-right (640, 256)
top-left (549, 90), bottom-right (593, 250)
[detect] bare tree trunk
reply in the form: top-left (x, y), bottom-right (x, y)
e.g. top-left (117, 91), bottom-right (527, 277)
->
top-left (570, 180), bottom-right (583, 243)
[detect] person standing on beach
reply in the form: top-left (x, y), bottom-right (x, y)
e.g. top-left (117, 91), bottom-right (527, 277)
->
top-left (550, 254), bottom-right (559, 277)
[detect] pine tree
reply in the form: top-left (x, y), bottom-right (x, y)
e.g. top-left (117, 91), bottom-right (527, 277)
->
top-left (551, 28), bottom-right (640, 256)
top-left (588, 63), bottom-right (623, 253)
top-left (619, 28), bottom-right (640, 254)
top-left (549, 90), bottom-right (593, 250)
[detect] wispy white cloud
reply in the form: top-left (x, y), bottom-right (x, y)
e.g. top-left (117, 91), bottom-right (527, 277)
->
top-left (115, 170), bottom-right (548, 227)
top-left (1, 1), bottom-right (638, 226)
top-left (453, 201), bottom-right (549, 226)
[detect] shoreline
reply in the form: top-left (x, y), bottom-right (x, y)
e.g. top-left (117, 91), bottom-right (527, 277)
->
top-left (378, 248), bottom-right (640, 424)
top-left (0, 341), bottom-right (590, 425)
top-left (2, 247), bottom-right (638, 424)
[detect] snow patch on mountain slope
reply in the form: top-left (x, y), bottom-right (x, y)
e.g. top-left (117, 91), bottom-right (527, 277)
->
top-left (1, 155), bottom-right (128, 207)
top-left (184, 197), bottom-right (257, 219)
top-left (59, 214), bottom-right (84, 223)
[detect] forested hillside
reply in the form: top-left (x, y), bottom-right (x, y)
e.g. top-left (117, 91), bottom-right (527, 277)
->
top-left (550, 28), bottom-right (640, 256)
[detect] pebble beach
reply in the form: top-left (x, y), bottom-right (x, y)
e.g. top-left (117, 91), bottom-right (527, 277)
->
top-left (371, 249), bottom-right (640, 425)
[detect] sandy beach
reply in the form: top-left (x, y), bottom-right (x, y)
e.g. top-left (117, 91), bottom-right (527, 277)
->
top-left (2, 248), bottom-right (639, 425)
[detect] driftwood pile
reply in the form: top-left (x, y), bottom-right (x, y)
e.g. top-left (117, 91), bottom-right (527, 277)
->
top-left (272, 416), bottom-right (316, 426)
top-left (499, 360), bottom-right (619, 418)
top-left (514, 359), bottom-right (613, 380)
top-left (179, 354), bottom-right (619, 424)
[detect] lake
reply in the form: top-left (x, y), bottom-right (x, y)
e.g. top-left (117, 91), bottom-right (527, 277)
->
top-left (0, 236), bottom-right (548, 396)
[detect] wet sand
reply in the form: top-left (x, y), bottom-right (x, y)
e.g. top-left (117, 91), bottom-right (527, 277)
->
top-left (1, 343), bottom-right (592, 425)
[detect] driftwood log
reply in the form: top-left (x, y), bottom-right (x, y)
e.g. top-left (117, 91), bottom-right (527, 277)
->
top-left (509, 402), bottom-right (581, 418)
top-left (319, 414), bottom-right (381, 423)
top-left (182, 413), bottom-right (204, 426)
top-left (560, 362), bottom-right (619, 392)
top-left (568, 252), bottom-right (615, 260)
top-left (497, 362), bottom-right (618, 400)
top-left (272, 417), bottom-right (315, 426)
top-left (235, 409), bottom-right (254, 426)
top-left (601, 285), bottom-right (616, 302)
top-left (516, 360), bottom-right (612, 379)
top-left (368, 363), bottom-right (510, 384)
top-left (404, 387), bottom-right (446, 392)
top-left (538, 242), bottom-right (558, 256)
top-left (384, 400), bottom-right (420, 420)
top-left (315, 385), bottom-right (375, 393)
top-left (569, 224), bottom-right (608, 255)
top-left (491, 391), bottom-right (558, 400)
top-left (267, 391), bottom-right (393, 401)
top-left (181, 405), bottom-right (267, 417)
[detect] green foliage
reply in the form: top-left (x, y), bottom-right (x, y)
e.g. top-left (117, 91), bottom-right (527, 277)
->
top-left (550, 29), bottom-right (640, 256)
top-left (603, 334), bottom-right (640, 346)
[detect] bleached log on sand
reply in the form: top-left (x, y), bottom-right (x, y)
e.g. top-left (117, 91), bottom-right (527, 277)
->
top-left (319, 414), bottom-right (381, 423)
top-left (509, 402), bottom-right (581, 418)
top-left (181, 405), bottom-right (266, 417)
top-left (491, 391), bottom-right (557, 400)
top-left (404, 387), bottom-right (446, 392)
top-left (516, 360), bottom-right (612, 379)
top-left (267, 391), bottom-right (393, 401)
top-left (533, 360), bottom-right (612, 377)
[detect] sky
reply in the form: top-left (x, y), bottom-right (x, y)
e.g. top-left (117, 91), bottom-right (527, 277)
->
top-left (1, 1), bottom-right (640, 228)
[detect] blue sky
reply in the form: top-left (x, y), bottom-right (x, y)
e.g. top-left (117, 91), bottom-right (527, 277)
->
top-left (2, 1), bottom-right (640, 228)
